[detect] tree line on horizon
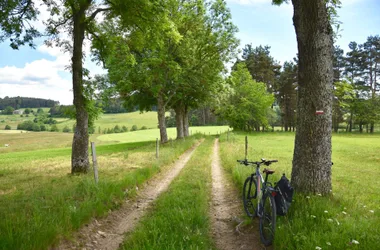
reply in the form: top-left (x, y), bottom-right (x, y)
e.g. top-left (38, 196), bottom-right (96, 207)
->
top-left (0, 97), bottom-right (58, 110)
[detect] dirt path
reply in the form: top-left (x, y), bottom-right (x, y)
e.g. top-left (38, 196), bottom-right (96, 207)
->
top-left (211, 139), bottom-right (264, 250)
top-left (52, 141), bottom-right (202, 250)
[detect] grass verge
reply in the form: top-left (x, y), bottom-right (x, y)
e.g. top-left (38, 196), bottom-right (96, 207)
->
top-left (218, 132), bottom-right (380, 250)
top-left (121, 137), bottom-right (215, 250)
top-left (0, 135), bottom-right (203, 250)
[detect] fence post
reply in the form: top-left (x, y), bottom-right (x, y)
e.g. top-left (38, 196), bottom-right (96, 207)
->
top-left (91, 142), bottom-right (99, 184)
top-left (156, 138), bottom-right (159, 159)
top-left (245, 136), bottom-right (248, 160)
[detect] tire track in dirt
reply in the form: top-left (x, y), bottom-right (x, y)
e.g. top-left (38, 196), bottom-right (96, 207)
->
top-left (211, 139), bottom-right (264, 250)
top-left (52, 140), bottom-right (202, 250)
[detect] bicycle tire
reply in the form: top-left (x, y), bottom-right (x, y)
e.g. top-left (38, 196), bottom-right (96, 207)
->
top-left (259, 191), bottom-right (276, 246)
top-left (243, 176), bottom-right (258, 217)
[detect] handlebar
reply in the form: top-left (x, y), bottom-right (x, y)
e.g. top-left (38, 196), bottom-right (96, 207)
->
top-left (237, 158), bottom-right (278, 166)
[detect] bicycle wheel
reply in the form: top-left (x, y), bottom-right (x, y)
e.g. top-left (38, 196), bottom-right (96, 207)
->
top-left (259, 191), bottom-right (276, 246)
top-left (243, 176), bottom-right (257, 217)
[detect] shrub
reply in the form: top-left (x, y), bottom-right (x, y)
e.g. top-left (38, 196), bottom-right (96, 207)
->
top-left (88, 126), bottom-right (95, 134)
top-left (40, 124), bottom-right (47, 131)
top-left (62, 126), bottom-right (71, 133)
top-left (17, 120), bottom-right (34, 131)
top-left (4, 125), bottom-right (11, 130)
top-left (50, 124), bottom-right (59, 132)
top-left (114, 125), bottom-right (121, 133)
top-left (141, 126), bottom-right (147, 130)
top-left (122, 126), bottom-right (128, 132)
top-left (131, 125), bottom-right (138, 131)
top-left (32, 124), bottom-right (41, 132)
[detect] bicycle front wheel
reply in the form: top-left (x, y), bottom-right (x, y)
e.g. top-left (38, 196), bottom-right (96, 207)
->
top-left (243, 176), bottom-right (257, 217)
top-left (259, 191), bottom-right (276, 246)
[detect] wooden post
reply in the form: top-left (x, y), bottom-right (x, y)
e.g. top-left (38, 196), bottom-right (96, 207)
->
top-left (156, 138), bottom-right (159, 159)
top-left (91, 142), bottom-right (99, 184)
top-left (245, 136), bottom-right (248, 160)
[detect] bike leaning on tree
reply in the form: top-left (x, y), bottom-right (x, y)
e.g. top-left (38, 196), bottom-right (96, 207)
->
top-left (237, 158), bottom-right (294, 246)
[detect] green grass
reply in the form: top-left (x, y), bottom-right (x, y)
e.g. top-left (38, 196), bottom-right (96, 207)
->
top-left (218, 132), bottom-right (380, 249)
top-left (121, 137), bottom-right (215, 250)
top-left (97, 126), bottom-right (230, 143)
top-left (0, 136), bottom-right (203, 250)
top-left (55, 111), bottom-right (164, 132)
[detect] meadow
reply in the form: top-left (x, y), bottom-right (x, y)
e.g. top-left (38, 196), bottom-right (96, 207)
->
top-left (218, 132), bottom-right (380, 249)
top-left (1, 125), bottom-right (379, 249)
top-left (0, 132), bottom-right (205, 249)
top-left (0, 111), bottom-right (161, 131)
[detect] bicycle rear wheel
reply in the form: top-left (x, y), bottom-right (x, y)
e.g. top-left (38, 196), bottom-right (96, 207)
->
top-left (259, 191), bottom-right (276, 246)
top-left (243, 176), bottom-right (257, 217)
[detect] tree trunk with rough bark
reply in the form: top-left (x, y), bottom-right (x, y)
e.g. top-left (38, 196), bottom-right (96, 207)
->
top-left (290, 0), bottom-right (334, 194)
top-left (157, 93), bottom-right (168, 143)
top-left (71, 5), bottom-right (90, 174)
top-left (175, 106), bottom-right (184, 139)
top-left (183, 106), bottom-right (189, 137)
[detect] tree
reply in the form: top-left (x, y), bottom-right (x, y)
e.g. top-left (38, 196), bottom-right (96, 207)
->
top-left (43, 0), bottom-right (113, 173)
top-left (93, 1), bottom-right (181, 144)
top-left (277, 61), bottom-right (298, 131)
top-left (274, 0), bottom-right (335, 194)
top-left (5, 125), bottom-right (11, 130)
top-left (171, 0), bottom-right (238, 139)
top-left (4, 106), bottom-right (14, 115)
top-left (361, 35), bottom-right (380, 133)
top-left (44, 0), bottom-right (165, 173)
top-left (333, 80), bottom-right (354, 132)
top-left (240, 44), bottom-right (281, 93)
top-left (0, 0), bottom-right (40, 49)
top-left (216, 63), bottom-right (274, 131)
top-left (24, 108), bottom-right (30, 114)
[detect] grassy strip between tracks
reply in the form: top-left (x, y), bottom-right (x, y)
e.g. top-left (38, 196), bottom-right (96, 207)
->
top-left (121, 137), bottom-right (215, 250)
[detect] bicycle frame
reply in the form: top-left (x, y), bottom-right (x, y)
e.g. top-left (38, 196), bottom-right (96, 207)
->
top-left (250, 165), bottom-right (275, 217)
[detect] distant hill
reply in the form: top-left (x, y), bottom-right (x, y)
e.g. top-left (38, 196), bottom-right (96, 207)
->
top-left (0, 96), bottom-right (59, 110)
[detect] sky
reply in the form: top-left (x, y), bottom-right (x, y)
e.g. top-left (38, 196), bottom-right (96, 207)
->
top-left (0, 0), bottom-right (379, 105)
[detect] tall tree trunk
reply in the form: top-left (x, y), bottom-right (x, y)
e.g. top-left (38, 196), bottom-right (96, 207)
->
top-left (157, 93), bottom-right (168, 143)
top-left (183, 106), bottom-right (189, 137)
top-left (71, 7), bottom-right (90, 174)
top-left (349, 112), bottom-right (353, 132)
top-left (290, 0), bottom-right (333, 194)
top-left (370, 122), bottom-right (374, 133)
top-left (175, 105), bottom-right (184, 139)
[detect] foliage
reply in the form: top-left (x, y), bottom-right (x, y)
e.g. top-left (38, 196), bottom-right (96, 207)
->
top-left (4, 124), bottom-right (11, 130)
top-left (62, 126), bottom-right (71, 133)
top-left (0, 0), bottom-right (40, 49)
top-left (0, 97), bottom-right (57, 110)
top-left (216, 63), bottom-right (274, 131)
top-left (131, 125), bottom-right (138, 131)
top-left (239, 44), bottom-right (281, 93)
top-left (3, 106), bottom-right (14, 115)
top-left (50, 124), bottom-right (59, 132)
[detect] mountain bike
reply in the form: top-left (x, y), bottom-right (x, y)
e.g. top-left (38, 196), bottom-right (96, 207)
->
top-left (237, 158), bottom-right (278, 246)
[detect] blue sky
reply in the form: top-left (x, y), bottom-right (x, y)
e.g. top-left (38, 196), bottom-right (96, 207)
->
top-left (0, 0), bottom-right (379, 105)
